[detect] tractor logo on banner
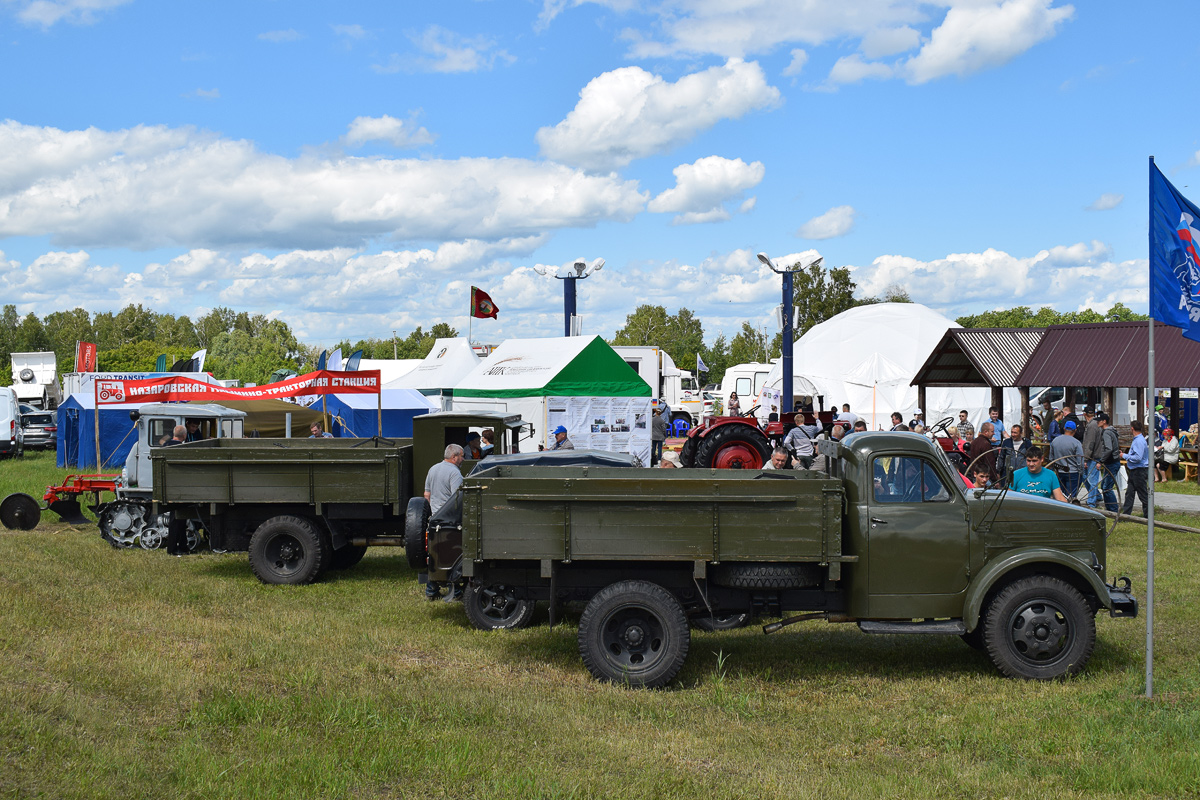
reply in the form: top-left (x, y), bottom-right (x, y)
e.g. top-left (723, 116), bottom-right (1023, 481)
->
top-left (96, 380), bottom-right (125, 403)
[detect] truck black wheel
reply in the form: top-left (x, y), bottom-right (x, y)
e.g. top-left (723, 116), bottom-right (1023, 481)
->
top-left (711, 562), bottom-right (823, 589)
top-left (694, 423), bottom-right (771, 470)
top-left (983, 576), bottom-right (1096, 680)
top-left (578, 580), bottom-right (690, 688)
top-left (692, 611), bottom-right (750, 631)
top-left (248, 516), bottom-right (327, 585)
top-left (679, 435), bottom-right (699, 468)
top-left (463, 582), bottom-right (535, 630)
top-left (404, 497), bottom-right (431, 570)
top-left (329, 545), bottom-right (368, 570)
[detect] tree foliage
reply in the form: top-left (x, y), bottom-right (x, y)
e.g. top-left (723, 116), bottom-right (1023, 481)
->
top-left (956, 303), bottom-right (1147, 328)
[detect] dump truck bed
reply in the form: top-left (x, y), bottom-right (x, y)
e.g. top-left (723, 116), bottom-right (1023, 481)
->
top-left (152, 438), bottom-right (414, 512)
top-left (461, 466), bottom-right (845, 566)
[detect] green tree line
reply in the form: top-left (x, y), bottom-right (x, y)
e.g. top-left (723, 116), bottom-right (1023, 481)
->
top-left (0, 304), bottom-right (456, 388)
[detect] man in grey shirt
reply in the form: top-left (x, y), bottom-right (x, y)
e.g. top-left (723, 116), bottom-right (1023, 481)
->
top-left (423, 444), bottom-right (465, 600)
top-left (783, 419), bottom-right (820, 469)
top-left (425, 444), bottom-right (465, 515)
top-left (1049, 420), bottom-right (1085, 503)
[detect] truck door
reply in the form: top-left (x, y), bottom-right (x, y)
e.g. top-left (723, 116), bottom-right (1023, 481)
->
top-left (865, 454), bottom-right (970, 616)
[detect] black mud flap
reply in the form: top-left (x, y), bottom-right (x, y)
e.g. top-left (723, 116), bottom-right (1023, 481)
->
top-left (47, 499), bottom-right (90, 526)
top-left (1107, 576), bottom-right (1138, 618)
top-left (1, 493), bottom-right (42, 531)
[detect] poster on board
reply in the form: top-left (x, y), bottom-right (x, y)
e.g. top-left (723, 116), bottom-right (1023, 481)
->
top-left (547, 395), bottom-right (651, 464)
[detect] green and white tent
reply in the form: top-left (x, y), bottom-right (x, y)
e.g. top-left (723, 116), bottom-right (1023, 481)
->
top-left (452, 336), bottom-right (652, 462)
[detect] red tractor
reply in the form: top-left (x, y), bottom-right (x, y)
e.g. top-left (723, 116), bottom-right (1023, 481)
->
top-left (678, 408), bottom-right (837, 469)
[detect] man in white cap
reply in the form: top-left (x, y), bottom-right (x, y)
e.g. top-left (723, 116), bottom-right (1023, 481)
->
top-left (551, 425), bottom-right (575, 450)
top-left (908, 408), bottom-right (924, 429)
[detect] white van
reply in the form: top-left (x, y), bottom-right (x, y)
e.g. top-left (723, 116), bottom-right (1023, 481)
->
top-left (0, 386), bottom-right (24, 458)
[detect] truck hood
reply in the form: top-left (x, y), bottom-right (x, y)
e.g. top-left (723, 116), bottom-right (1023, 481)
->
top-left (968, 489), bottom-right (1105, 523)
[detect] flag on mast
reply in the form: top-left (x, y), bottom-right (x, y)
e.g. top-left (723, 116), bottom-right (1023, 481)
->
top-left (696, 354), bottom-right (708, 375)
top-left (470, 286), bottom-right (499, 319)
top-left (1150, 162), bottom-right (1200, 341)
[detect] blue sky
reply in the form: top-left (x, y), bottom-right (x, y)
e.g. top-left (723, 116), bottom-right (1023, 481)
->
top-left (2, 0), bottom-right (1197, 347)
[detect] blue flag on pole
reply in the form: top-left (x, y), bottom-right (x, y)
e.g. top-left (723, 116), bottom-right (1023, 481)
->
top-left (1150, 161), bottom-right (1200, 341)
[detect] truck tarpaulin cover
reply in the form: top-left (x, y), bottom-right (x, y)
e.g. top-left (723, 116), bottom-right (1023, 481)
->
top-left (94, 370), bottom-right (381, 405)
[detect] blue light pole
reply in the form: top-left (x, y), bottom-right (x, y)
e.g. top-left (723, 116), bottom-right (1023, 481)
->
top-left (758, 252), bottom-right (821, 415)
top-left (534, 258), bottom-right (605, 336)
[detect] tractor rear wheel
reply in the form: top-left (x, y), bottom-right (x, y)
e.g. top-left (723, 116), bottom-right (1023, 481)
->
top-left (694, 423), bottom-right (771, 470)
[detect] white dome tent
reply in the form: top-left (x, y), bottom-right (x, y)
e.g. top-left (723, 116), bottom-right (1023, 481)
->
top-left (759, 303), bottom-right (1021, 431)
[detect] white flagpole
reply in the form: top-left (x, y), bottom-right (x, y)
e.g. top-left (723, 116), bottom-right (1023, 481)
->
top-left (468, 288), bottom-right (473, 346)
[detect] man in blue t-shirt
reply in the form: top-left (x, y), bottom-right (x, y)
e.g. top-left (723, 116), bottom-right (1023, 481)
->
top-left (1010, 446), bottom-right (1067, 502)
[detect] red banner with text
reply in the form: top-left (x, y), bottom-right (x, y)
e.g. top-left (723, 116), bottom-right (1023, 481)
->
top-left (75, 341), bottom-right (97, 372)
top-left (93, 370), bottom-right (381, 405)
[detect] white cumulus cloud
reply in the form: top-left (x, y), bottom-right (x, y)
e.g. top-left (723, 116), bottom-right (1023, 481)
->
top-left (648, 156), bottom-right (764, 225)
top-left (0, 121), bottom-right (648, 250)
top-left (374, 25), bottom-right (514, 74)
top-left (536, 59), bottom-right (780, 171)
top-left (344, 115), bottom-right (435, 148)
top-left (6, 0), bottom-right (131, 26)
top-left (902, 0), bottom-right (1074, 84)
top-left (782, 49), bottom-right (809, 77)
top-left (828, 55), bottom-right (894, 85)
top-left (798, 205), bottom-right (856, 239)
top-left (1087, 192), bottom-right (1123, 211)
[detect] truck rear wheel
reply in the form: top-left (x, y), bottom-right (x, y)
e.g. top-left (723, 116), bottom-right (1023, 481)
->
top-left (694, 423), bottom-right (770, 470)
top-left (982, 576), bottom-right (1096, 680)
top-left (249, 516), bottom-right (328, 585)
top-left (578, 580), bottom-right (689, 688)
top-left (404, 497), bottom-right (431, 570)
top-left (463, 583), bottom-right (535, 630)
top-left (711, 562), bottom-right (823, 589)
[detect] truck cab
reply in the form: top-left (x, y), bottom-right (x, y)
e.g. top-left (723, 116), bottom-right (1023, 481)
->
top-left (122, 403), bottom-right (247, 497)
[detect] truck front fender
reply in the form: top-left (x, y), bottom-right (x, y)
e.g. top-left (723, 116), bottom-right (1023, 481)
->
top-left (963, 547), bottom-right (1109, 632)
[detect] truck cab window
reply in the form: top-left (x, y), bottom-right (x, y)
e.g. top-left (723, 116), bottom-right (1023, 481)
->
top-left (873, 456), bottom-right (949, 503)
top-left (149, 419), bottom-right (175, 447)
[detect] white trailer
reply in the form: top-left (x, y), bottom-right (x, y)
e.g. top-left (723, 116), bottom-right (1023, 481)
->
top-left (612, 346), bottom-right (710, 425)
top-left (10, 352), bottom-right (62, 410)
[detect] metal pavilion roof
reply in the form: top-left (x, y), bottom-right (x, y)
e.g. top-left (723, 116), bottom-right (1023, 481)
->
top-left (911, 328), bottom-right (1046, 388)
top-left (1015, 320), bottom-right (1200, 389)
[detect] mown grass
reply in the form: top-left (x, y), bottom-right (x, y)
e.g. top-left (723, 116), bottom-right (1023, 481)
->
top-left (1, 454), bottom-right (1199, 799)
top-left (1154, 478), bottom-right (1200, 496)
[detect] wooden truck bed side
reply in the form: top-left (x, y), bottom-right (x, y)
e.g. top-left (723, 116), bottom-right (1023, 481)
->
top-left (461, 466), bottom-right (844, 566)
top-left (152, 438), bottom-right (414, 512)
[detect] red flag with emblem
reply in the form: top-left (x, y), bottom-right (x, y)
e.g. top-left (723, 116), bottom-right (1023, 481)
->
top-left (470, 286), bottom-right (499, 319)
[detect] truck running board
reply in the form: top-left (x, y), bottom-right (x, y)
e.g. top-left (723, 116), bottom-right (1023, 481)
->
top-left (858, 619), bottom-right (965, 635)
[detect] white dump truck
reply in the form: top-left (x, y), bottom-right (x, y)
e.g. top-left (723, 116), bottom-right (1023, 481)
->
top-left (10, 352), bottom-right (62, 410)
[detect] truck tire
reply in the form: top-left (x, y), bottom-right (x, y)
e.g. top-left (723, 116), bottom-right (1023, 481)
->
top-left (710, 562), bottom-right (823, 589)
top-left (982, 576), bottom-right (1096, 680)
top-left (463, 582), bottom-right (535, 630)
top-left (578, 580), bottom-right (690, 688)
top-left (404, 497), bottom-right (431, 570)
top-left (694, 423), bottom-right (770, 470)
top-left (692, 611), bottom-right (751, 631)
top-left (679, 435), bottom-right (699, 468)
top-left (249, 516), bottom-right (327, 585)
top-left (329, 545), bottom-right (367, 570)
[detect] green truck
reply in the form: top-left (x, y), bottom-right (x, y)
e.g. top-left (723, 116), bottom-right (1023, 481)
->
top-left (151, 411), bottom-right (527, 584)
top-left (429, 432), bottom-right (1137, 686)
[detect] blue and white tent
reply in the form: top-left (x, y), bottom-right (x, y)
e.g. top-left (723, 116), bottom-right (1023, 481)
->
top-left (323, 388), bottom-right (438, 438)
top-left (56, 393), bottom-right (141, 469)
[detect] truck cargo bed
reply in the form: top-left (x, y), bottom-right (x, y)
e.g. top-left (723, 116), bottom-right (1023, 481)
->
top-left (461, 466), bottom-right (845, 565)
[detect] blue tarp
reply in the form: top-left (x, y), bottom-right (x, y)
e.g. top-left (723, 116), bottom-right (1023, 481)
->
top-left (56, 393), bottom-right (142, 470)
top-left (323, 389), bottom-right (438, 439)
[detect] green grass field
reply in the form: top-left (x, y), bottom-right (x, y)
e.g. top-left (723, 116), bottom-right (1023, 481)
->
top-left (2, 452), bottom-right (1198, 799)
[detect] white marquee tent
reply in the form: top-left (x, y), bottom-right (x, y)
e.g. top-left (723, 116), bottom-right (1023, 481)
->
top-left (759, 303), bottom-right (1021, 431)
top-left (385, 338), bottom-right (480, 408)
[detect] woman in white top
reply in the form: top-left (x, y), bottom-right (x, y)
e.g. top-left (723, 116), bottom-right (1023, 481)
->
top-left (1156, 428), bottom-right (1181, 482)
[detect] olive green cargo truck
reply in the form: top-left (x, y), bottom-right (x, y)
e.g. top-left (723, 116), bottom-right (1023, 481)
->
top-left (151, 412), bottom-right (526, 584)
top-left (431, 432), bottom-right (1136, 686)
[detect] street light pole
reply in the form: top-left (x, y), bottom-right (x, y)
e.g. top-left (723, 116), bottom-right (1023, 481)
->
top-left (392, 330), bottom-right (397, 359)
top-left (759, 252), bottom-right (821, 415)
top-left (533, 258), bottom-right (605, 336)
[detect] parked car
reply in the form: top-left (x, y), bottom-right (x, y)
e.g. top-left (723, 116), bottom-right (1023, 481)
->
top-left (1, 387), bottom-right (22, 458)
top-left (20, 409), bottom-right (57, 451)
